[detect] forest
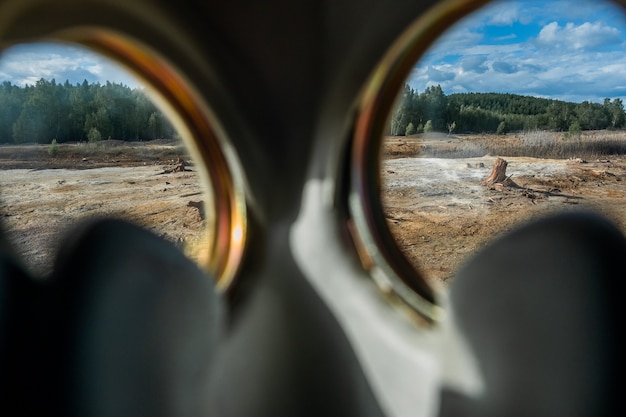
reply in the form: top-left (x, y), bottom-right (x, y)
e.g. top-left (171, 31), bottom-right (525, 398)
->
top-left (3, 78), bottom-right (625, 144)
top-left (0, 78), bottom-right (175, 144)
top-left (389, 84), bottom-right (626, 136)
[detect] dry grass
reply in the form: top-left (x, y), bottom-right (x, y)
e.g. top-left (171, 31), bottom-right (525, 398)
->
top-left (415, 130), bottom-right (626, 160)
top-left (0, 139), bottom-right (189, 170)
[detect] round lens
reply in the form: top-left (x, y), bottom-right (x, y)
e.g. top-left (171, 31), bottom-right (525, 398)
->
top-left (0, 42), bottom-right (214, 277)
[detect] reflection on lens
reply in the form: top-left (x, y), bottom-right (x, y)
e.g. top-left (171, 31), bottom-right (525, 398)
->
top-left (380, 0), bottom-right (626, 285)
top-left (0, 42), bottom-right (213, 277)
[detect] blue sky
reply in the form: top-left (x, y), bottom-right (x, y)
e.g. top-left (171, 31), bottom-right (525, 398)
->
top-left (1, 0), bottom-right (625, 103)
top-left (409, 0), bottom-right (626, 103)
top-left (0, 42), bottom-right (141, 88)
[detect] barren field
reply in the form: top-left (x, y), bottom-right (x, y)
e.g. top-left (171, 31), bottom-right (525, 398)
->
top-left (382, 132), bottom-right (626, 284)
top-left (2, 133), bottom-right (626, 285)
top-left (0, 140), bottom-right (211, 277)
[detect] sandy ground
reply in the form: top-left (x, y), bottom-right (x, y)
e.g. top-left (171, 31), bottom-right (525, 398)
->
top-left (2, 136), bottom-right (626, 285)
top-left (0, 141), bottom-right (210, 277)
top-left (382, 135), bottom-right (626, 284)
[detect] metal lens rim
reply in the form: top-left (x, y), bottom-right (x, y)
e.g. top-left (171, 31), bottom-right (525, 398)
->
top-left (350, 0), bottom-right (491, 325)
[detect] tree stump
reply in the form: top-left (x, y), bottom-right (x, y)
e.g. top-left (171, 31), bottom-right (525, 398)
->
top-left (172, 157), bottom-right (187, 172)
top-left (159, 157), bottom-right (190, 174)
top-left (483, 157), bottom-right (516, 186)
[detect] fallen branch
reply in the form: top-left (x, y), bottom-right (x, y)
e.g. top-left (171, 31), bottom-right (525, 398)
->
top-left (187, 200), bottom-right (205, 220)
top-left (158, 157), bottom-right (191, 174)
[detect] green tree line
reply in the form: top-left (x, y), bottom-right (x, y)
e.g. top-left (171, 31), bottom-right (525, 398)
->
top-left (389, 84), bottom-right (626, 136)
top-left (0, 78), bottom-right (176, 144)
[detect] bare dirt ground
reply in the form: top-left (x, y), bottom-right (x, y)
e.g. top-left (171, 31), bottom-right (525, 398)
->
top-left (2, 134), bottom-right (626, 285)
top-left (0, 140), bottom-right (210, 277)
top-left (381, 133), bottom-right (626, 285)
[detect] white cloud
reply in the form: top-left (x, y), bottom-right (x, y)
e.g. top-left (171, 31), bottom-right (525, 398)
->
top-left (486, 3), bottom-right (521, 26)
top-left (411, 40), bottom-right (626, 103)
top-left (408, 0), bottom-right (626, 104)
top-left (462, 43), bottom-right (526, 56)
top-left (492, 61), bottom-right (518, 74)
top-left (0, 42), bottom-right (141, 88)
top-left (427, 66), bottom-right (456, 82)
top-left (494, 34), bottom-right (518, 41)
top-left (423, 26), bottom-right (484, 60)
top-left (536, 21), bottom-right (622, 50)
top-left (462, 56), bottom-right (489, 74)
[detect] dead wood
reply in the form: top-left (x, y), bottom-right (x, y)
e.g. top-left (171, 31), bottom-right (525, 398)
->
top-left (187, 200), bottom-right (205, 220)
top-left (483, 157), bottom-right (507, 185)
top-left (483, 157), bottom-right (519, 187)
top-left (159, 157), bottom-right (191, 174)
